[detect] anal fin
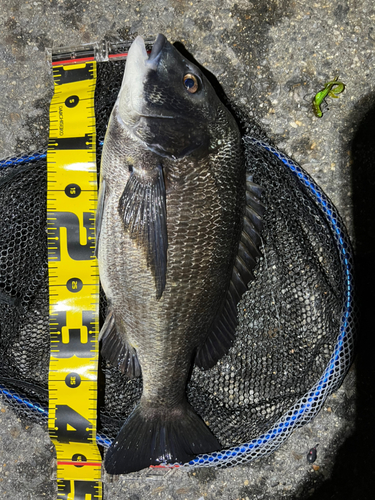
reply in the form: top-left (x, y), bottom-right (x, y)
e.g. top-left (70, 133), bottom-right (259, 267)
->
top-left (195, 173), bottom-right (265, 370)
top-left (100, 309), bottom-right (141, 378)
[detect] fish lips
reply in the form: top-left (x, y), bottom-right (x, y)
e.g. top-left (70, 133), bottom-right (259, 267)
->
top-left (148, 33), bottom-right (166, 68)
top-left (117, 34), bottom-right (216, 159)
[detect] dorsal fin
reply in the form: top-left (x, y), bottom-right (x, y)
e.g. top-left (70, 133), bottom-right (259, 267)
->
top-left (195, 174), bottom-right (265, 370)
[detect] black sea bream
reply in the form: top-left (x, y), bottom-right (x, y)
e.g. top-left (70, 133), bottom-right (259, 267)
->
top-left (96, 34), bottom-right (265, 474)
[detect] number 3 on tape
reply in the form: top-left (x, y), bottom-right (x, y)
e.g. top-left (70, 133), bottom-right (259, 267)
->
top-left (47, 60), bottom-right (102, 499)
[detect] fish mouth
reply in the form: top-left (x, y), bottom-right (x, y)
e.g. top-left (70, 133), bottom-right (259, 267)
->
top-left (147, 34), bottom-right (167, 69)
top-left (118, 35), bottom-right (177, 122)
top-left (142, 34), bottom-right (175, 119)
top-left (126, 33), bottom-right (167, 72)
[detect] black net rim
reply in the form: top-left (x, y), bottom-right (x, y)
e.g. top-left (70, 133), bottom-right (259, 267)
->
top-left (0, 138), bottom-right (356, 469)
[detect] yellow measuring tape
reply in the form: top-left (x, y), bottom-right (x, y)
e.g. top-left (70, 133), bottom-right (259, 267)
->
top-left (47, 61), bottom-right (102, 499)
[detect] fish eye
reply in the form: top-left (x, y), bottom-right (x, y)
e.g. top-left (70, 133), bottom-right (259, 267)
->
top-left (183, 73), bottom-right (199, 93)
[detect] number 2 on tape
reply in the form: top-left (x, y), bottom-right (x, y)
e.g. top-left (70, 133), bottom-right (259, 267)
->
top-left (47, 61), bottom-right (102, 499)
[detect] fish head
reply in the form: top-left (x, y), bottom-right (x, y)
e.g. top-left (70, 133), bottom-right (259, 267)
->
top-left (116, 34), bottom-right (233, 159)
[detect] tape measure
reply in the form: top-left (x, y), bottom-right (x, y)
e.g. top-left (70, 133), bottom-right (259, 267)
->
top-left (47, 60), bottom-right (102, 499)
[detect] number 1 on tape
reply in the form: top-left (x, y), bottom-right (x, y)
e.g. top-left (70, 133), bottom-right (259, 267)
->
top-left (47, 61), bottom-right (102, 499)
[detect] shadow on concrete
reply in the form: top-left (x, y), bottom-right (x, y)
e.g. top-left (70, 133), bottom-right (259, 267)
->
top-left (306, 94), bottom-right (375, 499)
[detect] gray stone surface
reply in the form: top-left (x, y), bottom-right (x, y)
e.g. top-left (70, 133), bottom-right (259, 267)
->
top-left (1, 0), bottom-right (374, 499)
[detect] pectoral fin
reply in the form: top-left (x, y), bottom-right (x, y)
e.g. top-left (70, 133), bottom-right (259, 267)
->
top-left (118, 166), bottom-right (168, 299)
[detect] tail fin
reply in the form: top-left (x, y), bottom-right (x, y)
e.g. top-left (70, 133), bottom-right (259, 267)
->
top-left (104, 402), bottom-right (221, 474)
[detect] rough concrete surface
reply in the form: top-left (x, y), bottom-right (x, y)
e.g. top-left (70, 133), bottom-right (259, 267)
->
top-left (0, 0), bottom-right (374, 499)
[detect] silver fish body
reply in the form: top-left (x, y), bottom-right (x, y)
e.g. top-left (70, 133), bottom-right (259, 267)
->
top-left (97, 34), bottom-right (264, 474)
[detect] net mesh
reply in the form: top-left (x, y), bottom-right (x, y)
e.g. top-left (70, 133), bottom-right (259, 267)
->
top-left (0, 59), bottom-right (355, 468)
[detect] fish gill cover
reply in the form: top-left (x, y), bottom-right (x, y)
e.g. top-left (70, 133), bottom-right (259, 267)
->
top-left (0, 41), bottom-right (355, 470)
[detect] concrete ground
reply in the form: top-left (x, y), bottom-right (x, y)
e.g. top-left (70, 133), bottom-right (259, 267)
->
top-left (1, 0), bottom-right (375, 499)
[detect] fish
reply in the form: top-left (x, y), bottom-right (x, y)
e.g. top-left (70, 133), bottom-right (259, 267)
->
top-left (96, 33), bottom-right (265, 474)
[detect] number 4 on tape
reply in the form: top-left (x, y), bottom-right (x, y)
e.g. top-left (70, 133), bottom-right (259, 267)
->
top-left (58, 480), bottom-right (100, 500)
top-left (47, 60), bottom-right (102, 500)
